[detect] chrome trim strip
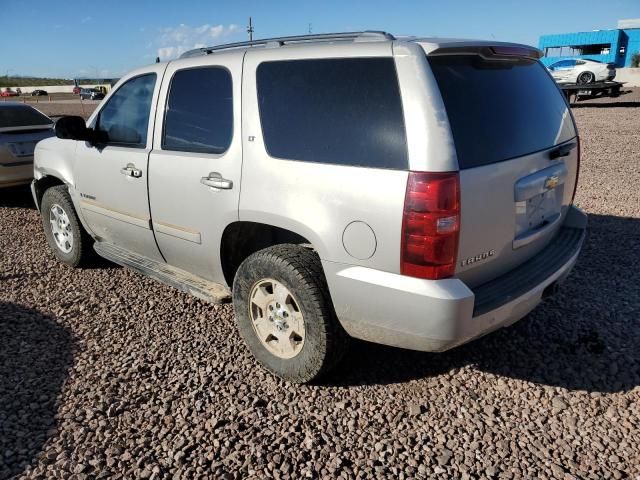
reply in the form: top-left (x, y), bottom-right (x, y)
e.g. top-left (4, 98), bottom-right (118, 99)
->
top-left (80, 199), bottom-right (151, 229)
top-left (153, 220), bottom-right (202, 244)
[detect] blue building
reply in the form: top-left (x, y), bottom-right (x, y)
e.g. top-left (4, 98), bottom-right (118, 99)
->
top-left (539, 19), bottom-right (640, 67)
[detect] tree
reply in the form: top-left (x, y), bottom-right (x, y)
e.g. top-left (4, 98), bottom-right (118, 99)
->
top-left (632, 52), bottom-right (640, 68)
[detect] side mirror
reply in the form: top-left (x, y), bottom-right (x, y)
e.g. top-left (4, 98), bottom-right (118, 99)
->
top-left (55, 116), bottom-right (90, 141)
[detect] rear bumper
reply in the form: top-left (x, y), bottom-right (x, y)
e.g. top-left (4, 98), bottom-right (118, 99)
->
top-left (325, 206), bottom-right (587, 352)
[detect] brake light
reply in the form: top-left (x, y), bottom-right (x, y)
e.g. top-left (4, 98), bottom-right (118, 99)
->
top-left (490, 46), bottom-right (542, 59)
top-left (571, 137), bottom-right (581, 205)
top-left (401, 172), bottom-right (460, 280)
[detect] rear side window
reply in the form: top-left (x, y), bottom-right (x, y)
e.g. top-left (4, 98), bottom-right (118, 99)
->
top-left (0, 105), bottom-right (52, 129)
top-left (428, 55), bottom-right (576, 169)
top-left (163, 67), bottom-right (233, 154)
top-left (257, 58), bottom-right (407, 170)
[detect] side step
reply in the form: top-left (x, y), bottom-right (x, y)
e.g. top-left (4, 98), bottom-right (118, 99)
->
top-left (94, 242), bottom-right (231, 304)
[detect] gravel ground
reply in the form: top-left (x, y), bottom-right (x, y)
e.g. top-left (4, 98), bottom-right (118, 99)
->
top-left (32, 101), bottom-right (98, 120)
top-left (1, 89), bottom-right (639, 480)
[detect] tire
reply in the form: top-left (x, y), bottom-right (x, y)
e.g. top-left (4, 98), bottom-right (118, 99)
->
top-left (577, 71), bottom-right (595, 84)
top-left (233, 244), bottom-right (349, 383)
top-left (40, 185), bottom-right (93, 267)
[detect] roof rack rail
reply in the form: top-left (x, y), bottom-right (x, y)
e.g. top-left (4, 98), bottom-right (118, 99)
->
top-left (179, 31), bottom-right (395, 58)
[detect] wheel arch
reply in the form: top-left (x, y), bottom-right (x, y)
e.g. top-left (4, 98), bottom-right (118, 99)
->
top-left (34, 175), bottom-right (95, 239)
top-left (220, 221), bottom-right (316, 287)
top-left (32, 175), bottom-right (66, 210)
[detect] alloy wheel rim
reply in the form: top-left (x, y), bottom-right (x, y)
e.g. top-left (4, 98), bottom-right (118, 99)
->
top-left (249, 278), bottom-right (305, 359)
top-left (49, 204), bottom-right (74, 253)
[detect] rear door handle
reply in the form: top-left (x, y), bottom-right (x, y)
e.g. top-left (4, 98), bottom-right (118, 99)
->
top-left (200, 172), bottom-right (233, 190)
top-left (120, 163), bottom-right (142, 178)
top-left (549, 142), bottom-right (577, 160)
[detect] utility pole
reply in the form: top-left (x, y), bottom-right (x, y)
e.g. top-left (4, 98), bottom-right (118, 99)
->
top-left (247, 17), bottom-right (254, 41)
top-left (308, 23), bottom-right (312, 34)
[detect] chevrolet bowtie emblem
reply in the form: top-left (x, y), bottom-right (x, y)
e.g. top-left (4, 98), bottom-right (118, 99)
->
top-left (544, 175), bottom-right (560, 190)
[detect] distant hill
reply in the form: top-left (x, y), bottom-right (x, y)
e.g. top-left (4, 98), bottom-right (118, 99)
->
top-left (0, 77), bottom-right (112, 87)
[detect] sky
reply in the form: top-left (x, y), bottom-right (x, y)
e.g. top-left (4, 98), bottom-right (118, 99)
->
top-left (1, 0), bottom-right (638, 78)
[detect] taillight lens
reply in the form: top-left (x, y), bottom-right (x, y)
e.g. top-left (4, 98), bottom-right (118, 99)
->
top-left (571, 137), bottom-right (581, 205)
top-left (401, 172), bottom-right (460, 280)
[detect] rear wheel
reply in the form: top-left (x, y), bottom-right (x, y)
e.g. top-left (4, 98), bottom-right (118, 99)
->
top-left (233, 244), bottom-right (348, 383)
top-left (577, 71), bottom-right (595, 84)
top-left (41, 185), bottom-right (93, 267)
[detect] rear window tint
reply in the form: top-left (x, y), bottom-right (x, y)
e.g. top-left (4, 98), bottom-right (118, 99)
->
top-left (428, 55), bottom-right (576, 169)
top-left (0, 105), bottom-right (52, 129)
top-left (257, 58), bottom-right (408, 170)
top-left (163, 67), bottom-right (233, 154)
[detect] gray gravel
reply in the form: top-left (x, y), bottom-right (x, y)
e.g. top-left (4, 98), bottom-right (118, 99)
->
top-left (1, 89), bottom-right (639, 479)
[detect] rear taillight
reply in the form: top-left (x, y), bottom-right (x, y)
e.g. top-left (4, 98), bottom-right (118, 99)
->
top-left (401, 172), bottom-right (460, 280)
top-left (571, 137), bottom-right (581, 205)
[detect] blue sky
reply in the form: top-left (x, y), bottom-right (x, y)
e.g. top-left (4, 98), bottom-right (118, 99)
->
top-left (1, 0), bottom-right (638, 78)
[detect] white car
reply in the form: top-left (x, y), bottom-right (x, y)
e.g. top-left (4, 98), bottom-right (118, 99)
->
top-left (547, 58), bottom-right (616, 84)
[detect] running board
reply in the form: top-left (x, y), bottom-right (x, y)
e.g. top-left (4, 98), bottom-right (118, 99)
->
top-left (94, 242), bottom-right (231, 304)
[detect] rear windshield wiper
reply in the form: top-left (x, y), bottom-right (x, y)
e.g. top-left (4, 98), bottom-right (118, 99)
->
top-left (549, 142), bottom-right (577, 160)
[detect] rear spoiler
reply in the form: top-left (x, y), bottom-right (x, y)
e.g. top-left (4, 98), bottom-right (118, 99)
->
top-left (428, 45), bottom-right (543, 60)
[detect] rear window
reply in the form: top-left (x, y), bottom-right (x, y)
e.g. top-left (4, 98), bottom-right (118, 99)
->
top-left (257, 58), bottom-right (408, 170)
top-left (428, 55), bottom-right (576, 169)
top-left (0, 105), bottom-right (52, 129)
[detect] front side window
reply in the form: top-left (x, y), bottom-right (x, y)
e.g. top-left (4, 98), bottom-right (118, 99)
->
top-left (163, 67), bottom-right (233, 154)
top-left (256, 57), bottom-right (408, 170)
top-left (96, 73), bottom-right (156, 148)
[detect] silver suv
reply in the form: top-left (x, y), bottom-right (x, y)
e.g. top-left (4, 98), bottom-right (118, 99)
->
top-left (32, 32), bottom-right (586, 382)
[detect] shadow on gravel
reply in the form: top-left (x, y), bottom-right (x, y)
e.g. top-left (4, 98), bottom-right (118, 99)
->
top-left (0, 184), bottom-right (36, 209)
top-left (0, 302), bottom-right (74, 479)
top-left (328, 213), bottom-right (640, 393)
top-left (572, 101), bottom-right (640, 109)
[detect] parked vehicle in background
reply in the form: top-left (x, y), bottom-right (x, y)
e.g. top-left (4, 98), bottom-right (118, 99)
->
top-left (0, 104), bottom-right (54, 187)
top-left (547, 58), bottom-right (616, 84)
top-left (1, 88), bottom-right (19, 97)
top-left (31, 89), bottom-right (48, 96)
top-left (79, 88), bottom-right (105, 100)
top-left (73, 86), bottom-right (81, 95)
top-left (32, 32), bottom-right (586, 383)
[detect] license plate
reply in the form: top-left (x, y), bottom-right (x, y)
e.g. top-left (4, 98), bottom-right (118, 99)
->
top-left (523, 190), bottom-right (559, 229)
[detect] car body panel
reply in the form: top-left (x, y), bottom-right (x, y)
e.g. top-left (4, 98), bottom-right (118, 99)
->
top-left (323, 207), bottom-right (585, 351)
top-left (148, 50), bottom-right (244, 284)
top-left (240, 42), bottom-right (408, 273)
top-left (456, 143), bottom-right (579, 287)
top-left (73, 63), bottom-right (169, 261)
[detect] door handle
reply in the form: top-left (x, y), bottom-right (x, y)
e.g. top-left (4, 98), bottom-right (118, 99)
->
top-left (120, 163), bottom-right (142, 178)
top-left (549, 142), bottom-right (577, 160)
top-left (201, 172), bottom-right (233, 190)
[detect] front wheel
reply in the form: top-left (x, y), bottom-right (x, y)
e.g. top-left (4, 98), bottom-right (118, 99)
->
top-left (40, 185), bottom-right (93, 267)
top-left (233, 244), bottom-right (348, 383)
